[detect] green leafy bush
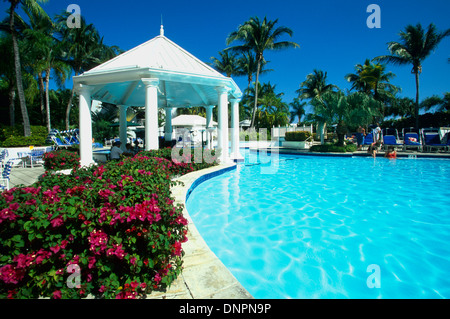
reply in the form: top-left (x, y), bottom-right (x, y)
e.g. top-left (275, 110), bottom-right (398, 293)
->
top-left (43, 150), bottom-right (80, 171)
top-left (284, 131), bottom-right (311, 142)
top-left (0, 152), bottom-right (217, 299)
top-left (310, 143), bottom-right (356, 153)
top-left (139, 147), bottom-right (219, 172)
top-left (240, 129), bottom-right (272, 141)
top-left (0, 126), bottom-right (50, 148)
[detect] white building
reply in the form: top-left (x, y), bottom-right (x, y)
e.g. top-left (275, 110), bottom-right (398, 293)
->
top-left (73, 25), bottom-right (242, 166)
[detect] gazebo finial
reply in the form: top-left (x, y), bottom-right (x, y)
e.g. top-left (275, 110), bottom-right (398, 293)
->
top-left (160, 15), bottom-right (164, 36)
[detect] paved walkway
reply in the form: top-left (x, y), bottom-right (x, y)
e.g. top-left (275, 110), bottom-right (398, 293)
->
top-left (9, 166), bottom-right (46, 188)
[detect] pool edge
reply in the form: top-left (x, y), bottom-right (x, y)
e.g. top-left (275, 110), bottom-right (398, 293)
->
top-left (166, 163), bottom-right (254, 299)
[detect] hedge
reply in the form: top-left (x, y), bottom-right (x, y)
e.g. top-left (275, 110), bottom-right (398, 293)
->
top-left (0, 126), bottom-right (50, 148)
top-left (284, 131), bottom-right (311, 142)
top-left (310, 143), bottom-right (357, 153)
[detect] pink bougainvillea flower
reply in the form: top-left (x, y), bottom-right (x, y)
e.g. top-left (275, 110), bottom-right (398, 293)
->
top-left (171, 241), bottom-right (183, 257)
top-left (88, 229), bottom-right (108, 255)
top-left (25, 199), bottom-right (37, 206)
top-left (50, 245), bottom-right (60, 254)
top-left (52, 290), bottom-right (62, 299)
top-left (98, 189), bottom-right (115, 199)
top-left (153, 273), bottom-right (162, 284)
top-left (106, 244), bottom-right (127, 259)
top-left (88, 256), bottom-right (96, 269)
top-left (0, 264), bottom-right (25, 285)
top-left (50, 216), bottom-right (64, 228)
top-left (0, 208), bottom-right (18, 224)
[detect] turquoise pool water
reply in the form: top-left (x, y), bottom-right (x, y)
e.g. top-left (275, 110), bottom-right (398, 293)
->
top-left (186, 151), bottom-right (450, 299)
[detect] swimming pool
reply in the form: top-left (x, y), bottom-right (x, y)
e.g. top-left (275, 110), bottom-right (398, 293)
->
top-left (186, 151), bottom-right (450, 298)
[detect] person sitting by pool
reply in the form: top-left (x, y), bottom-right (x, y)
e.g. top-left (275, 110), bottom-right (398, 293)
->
top-left (384, 146), bottom-right (397, 159)
top-left (110, 141), bottom-right (124, 160)
top-left (356, 125), bottom-right (365, 151)
top-left (368, 142), bottom-right (378, 158)
top-left (125, 143), bottom-right (136, 156)
top-left (110, 141), bottom-right (134, 160)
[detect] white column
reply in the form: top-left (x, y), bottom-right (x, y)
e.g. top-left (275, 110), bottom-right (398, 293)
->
top-left (78, 84), bottom-right (94, 167)
top-left (230, 98), bottom-right (243, 162)
top-left (216, 86), bottom-right (230, 163)
top-left (142, 78), bottom-right (160, 151)
top-left (205, 105), bottom-right (215, 149)
top-left (119, 105), bottom-right (128, 150)
top-left (164, 107), bottom-right (173, 142)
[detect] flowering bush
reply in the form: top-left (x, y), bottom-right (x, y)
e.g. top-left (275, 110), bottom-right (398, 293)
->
top-left (0, 152), bottom-right (217, 299)
top-left (140, 147), bottom-right (220, 173)
top-left (43, 150), bottom-right (80, 171)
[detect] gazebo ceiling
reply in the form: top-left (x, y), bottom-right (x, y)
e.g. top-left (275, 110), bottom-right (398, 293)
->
top-left (74, 33), bottom-right (242, 108)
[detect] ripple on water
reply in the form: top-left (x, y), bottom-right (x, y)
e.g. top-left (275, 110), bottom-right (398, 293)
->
top-left (187, 155), bottom-right (450, 298)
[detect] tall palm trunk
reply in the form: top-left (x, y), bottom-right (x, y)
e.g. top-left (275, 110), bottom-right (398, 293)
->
top-left (250, 56), bottom-right (262, 128)
top-left (9, 87), bottom-right (15, 126)
top-left (65, 70), bottom-right (79, 130)
top-left (38, 74), bottom-right (46, 124)
top-left (414, 70), bottom-right (420, 130)
top-left (9, 2), bottom-right (31, 136)
top-left (65, 85), bottom-right (75, 130)
top-left (45, 68), bottom-right (51, 132)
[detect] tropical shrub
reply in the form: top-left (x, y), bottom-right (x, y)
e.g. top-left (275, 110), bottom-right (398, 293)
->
top-left (43, 150), bottom-right (80, 171)
top-left (0, 152), bottom-right (217, 299)
top-left (139, 147), bottom-right (220, 172)
top-left (240, 129), bottom-right (272, 142)
top-left (0, 126), bottom-right (50, 148)
top-left (284, 131), bottom-right (311, 142)
top-left (310, 143), bottom-right (357, 153)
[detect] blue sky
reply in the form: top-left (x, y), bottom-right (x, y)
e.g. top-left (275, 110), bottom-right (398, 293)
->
top-left (2, 0), bottom-right (449, 113)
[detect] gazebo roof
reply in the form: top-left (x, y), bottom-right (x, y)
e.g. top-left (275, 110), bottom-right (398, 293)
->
top-left (74, 28), bottom-right (242, 108)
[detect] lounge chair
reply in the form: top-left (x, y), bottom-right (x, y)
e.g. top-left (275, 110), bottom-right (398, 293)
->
top-left (383, 135), bottom-right (403, 151)
top-left (423, 132), bottom-right (447, 152)
top-left (403, 132), bottom-right (422, 152)
top-left (51, 137), bottom-right (72, 149)
top-left (30, 150), bottom-right (45, 167)
top-left (362, 133), bottom-right (374, 150)
top-left (0, 160), bottom-right (14, 191)
top-left (444, 132), bottom-right (450, 152)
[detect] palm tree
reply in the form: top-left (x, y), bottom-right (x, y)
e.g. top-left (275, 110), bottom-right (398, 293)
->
top-left (345, 59), bottom-right (399, 98)
top-left (420, 92), bottom-right (450, 113)
top-left (237, 51), bottom-right (273, 98)
top-left (21, 6), bottom-right (70, 132)
top-left (289, 98), bottom-right (306, 124)
top-left (226, 16), bottom-right (299, 128)
top-left (297, 69), bottom-right (336, 143)
top-left (375, 23), bottom-right (450, 129)
top-left (345, 59), bottom-right (400, 118)
top-left (210, 50), bottom-right (242, 77)
top-left (55, 12), bottom-right (120, 129)
top-left (4, 0), bottom-right (48, 136)
top-left (311, 91), bottom-right (381, 146)
top-left (0, 33), bottom-right (16, 126)
top-left (296, 69), bottom-right (336, 101)
top-left (386, 96), bottom-right (415, 119)
top-left (257, 92), bottom-right (289, 128)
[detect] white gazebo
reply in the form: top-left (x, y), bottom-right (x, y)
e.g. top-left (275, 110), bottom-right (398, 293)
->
top-left (73, 25), bottom-right (242, 166)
